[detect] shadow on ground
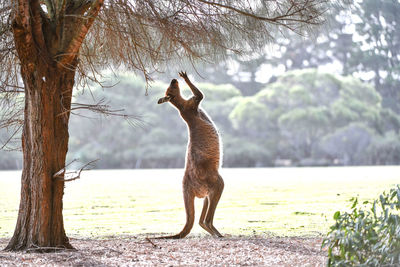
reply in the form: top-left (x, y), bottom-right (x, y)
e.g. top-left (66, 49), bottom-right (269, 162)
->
top-left (0, 235), bottom-right (326, 266)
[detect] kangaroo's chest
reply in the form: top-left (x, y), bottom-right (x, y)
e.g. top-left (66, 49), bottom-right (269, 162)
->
top-left (184, 109), bottom-right (220, 167)
top-left (187, 110), bottom-right (219, 147)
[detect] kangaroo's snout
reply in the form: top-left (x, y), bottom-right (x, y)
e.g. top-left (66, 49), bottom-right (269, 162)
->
top-left (158, 95), bottom-right (172, 104)
top-left (158, 79), bottom-right (179, 104)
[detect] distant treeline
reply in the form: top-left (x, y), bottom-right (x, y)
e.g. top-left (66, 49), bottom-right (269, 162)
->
top-left (67, 70), bottom-right (400, 168)
top-left (2, 69), bottom-right (398, 169)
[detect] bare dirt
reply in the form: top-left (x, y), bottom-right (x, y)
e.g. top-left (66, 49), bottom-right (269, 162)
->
top-left (0, 235), bottom-right (326, 266)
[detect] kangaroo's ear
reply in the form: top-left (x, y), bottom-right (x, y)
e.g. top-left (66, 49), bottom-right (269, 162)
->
top-left (158, 95), bottom-right (172, 104)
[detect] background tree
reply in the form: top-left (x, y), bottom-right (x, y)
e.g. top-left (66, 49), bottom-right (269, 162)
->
top-left (0, 0), bottom-right (337, 251)
top-left (227, 54), bottom-right (268, 96)
top-left (351, 0), bottom-right (400, 113)
top-left (229, 69), bottom-right (396, 165)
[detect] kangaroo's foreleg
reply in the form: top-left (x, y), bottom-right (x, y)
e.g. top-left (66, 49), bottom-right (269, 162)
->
top-left (155, 190), bottom-right (195, 239)
top-left (204, 176), bottom-right (224, 238)
top-left (179, 71), bottom-right (203, 101)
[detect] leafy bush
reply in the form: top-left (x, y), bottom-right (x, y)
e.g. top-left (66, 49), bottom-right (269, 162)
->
top-left (322, 186), bottom-right (400, 266)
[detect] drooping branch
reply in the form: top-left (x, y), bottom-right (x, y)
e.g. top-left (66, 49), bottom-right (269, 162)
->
top-left (195, 0), bottom-right (330, 36)
top-left (0, 124), bottom-right (22, 151)
top-left (0, 93), bottom-right (23, 150)
top-left (197, 0), bottom-right (326, 25)
top-left (58, 97), bottom-right (144, 127)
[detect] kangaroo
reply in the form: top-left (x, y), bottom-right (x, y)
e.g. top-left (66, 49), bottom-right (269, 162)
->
top-left (157, 71), bottom-right (224, 239)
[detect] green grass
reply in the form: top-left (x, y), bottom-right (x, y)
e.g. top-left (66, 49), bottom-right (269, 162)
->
top-left (0, 167), bottom-right (399, 239)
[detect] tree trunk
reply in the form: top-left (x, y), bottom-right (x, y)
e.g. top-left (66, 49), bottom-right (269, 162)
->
top-left (5, 59), bottom-right (76, 251)
top-left (5, 0), bottom-right (103, 251)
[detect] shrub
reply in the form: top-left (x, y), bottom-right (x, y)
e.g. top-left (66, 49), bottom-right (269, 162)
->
top-left (322, 186), bottom-right (400, 266)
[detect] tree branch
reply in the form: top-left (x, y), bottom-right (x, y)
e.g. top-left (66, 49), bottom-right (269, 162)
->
top-left (14, 0), bottom-right (31, 29)
top-left (56, 0), bottom-right (104, 68)
top-left (43, 0), bottom-right (55, 20)
top-left (197, 0), bottom-right (326, 26)
top-left (0, 124), bottom-right (22, 151)
top-left (30, 0), bottom-right (48, 54)
top-left (53, 159), bottom-right (98, 182)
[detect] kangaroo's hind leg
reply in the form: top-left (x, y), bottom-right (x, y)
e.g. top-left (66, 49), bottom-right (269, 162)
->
top-left (204, 175), bottom-right (224, 237)
top-left (155, 190), bottom-right (195, 239)
top-left (199, 196), bottom-right (215, 236)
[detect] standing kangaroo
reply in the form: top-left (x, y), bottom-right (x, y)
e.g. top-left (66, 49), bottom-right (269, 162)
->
top-left (157, 71), bottom-right (224, 239)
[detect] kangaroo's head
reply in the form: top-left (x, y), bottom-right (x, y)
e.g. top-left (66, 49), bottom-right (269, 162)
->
top-left (158, 79), bottom-right (180, 104)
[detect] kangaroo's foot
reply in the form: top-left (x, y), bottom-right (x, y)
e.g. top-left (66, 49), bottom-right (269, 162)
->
top-left (199, 220), bottom-right (223, 237)
top-left (209, 224), bottom-right (223, 238)
top-left (199, 221), bottom-right (214, 236)
top-left (199, 221), bottom-right (223, 238)
top-left (153, 233), bottom-right (185, 239)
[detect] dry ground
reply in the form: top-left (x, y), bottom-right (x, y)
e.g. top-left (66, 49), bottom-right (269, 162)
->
top-left (0, 236), bottom-right (326, 266)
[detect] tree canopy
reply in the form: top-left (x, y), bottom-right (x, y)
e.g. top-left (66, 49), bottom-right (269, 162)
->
top-left (0, 0), bottom-right (336, 86)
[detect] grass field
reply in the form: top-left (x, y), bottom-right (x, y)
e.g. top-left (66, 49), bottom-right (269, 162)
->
top-left (0, 166), bottom-right (399, 239)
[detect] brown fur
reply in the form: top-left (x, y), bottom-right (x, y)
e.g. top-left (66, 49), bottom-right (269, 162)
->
top-left (156, 71), bottom-right (224, 239)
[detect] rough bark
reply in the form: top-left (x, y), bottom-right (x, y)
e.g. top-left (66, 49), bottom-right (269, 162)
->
top-left (5, 62), bottom-right (76, 251)
top-left (5, 63), bottom-right (76, 251)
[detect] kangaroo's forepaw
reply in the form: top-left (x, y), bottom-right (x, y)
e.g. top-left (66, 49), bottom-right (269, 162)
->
top-left (179, 71), bottom-right (188, 79)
